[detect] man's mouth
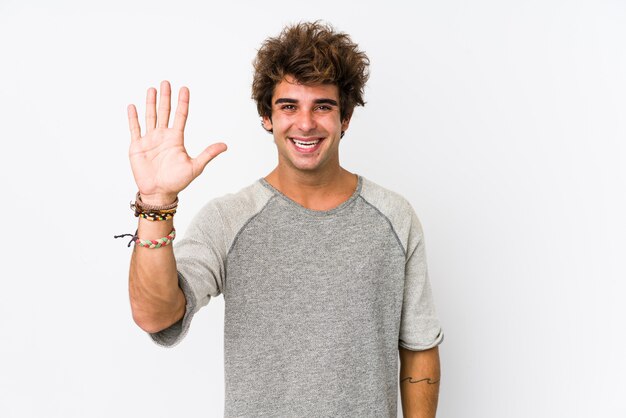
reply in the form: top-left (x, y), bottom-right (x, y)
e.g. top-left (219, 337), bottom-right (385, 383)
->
top-left (289, 137), bottom-right (323, 153)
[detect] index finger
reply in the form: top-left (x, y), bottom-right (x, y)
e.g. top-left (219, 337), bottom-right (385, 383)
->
top-left (173, 86), bottom-right (190, 131)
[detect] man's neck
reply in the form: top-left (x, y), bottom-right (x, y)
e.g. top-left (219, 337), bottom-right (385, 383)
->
top-left (264, 165), bottom-right (358, 211)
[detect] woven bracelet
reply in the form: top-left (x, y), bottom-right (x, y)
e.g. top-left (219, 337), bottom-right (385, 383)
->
top-left (135, 228), bottom-right (176, 249)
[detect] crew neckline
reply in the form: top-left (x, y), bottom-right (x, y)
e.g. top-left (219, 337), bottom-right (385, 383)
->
top-left (259, 175), bottom-right (363, 217)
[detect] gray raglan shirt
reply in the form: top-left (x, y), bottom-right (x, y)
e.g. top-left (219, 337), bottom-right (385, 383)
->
top-left (150, 176), bottom-right (443, 417)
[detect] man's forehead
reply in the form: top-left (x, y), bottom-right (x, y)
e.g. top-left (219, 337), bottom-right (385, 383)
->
top-left (272, 76), bottom-right (339, 101)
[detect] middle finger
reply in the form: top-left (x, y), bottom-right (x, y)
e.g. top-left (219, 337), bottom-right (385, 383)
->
top-left (157, 80), bottom-right (171, 129)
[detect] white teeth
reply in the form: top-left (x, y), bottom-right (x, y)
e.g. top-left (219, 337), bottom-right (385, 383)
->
top-left (292, 139), bottom-right (320, 149)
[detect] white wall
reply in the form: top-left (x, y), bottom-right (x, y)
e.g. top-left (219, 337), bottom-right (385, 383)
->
top-left (1, 1), bottom-right (624, 417)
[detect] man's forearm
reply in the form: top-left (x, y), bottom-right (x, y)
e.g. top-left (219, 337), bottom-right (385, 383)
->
top-left (128, 217), bottom-right (185, 333)
top-left (399, 346), bottom-right (441, 418)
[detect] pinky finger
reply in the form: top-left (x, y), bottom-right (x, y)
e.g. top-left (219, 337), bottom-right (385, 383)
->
top-left (127, 104), bottom-right (141, 141)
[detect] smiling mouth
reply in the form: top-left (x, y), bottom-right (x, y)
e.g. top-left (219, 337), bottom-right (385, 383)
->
top-left (289, 137), bottom-right (324, 152)
top-left (291, 138), bottom-right (320, 148)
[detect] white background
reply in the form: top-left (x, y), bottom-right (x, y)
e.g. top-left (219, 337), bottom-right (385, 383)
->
top-left (0, 1), bottom-right (624, 417)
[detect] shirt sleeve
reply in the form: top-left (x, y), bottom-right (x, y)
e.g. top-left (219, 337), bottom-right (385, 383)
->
top-left (398, 208), bottom-right (444, 351)
top-left (149, 202), bottom-right (227, 347)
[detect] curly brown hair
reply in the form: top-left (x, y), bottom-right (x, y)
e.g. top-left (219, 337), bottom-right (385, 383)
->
top-left (252, 21), bottom-right (370, 123)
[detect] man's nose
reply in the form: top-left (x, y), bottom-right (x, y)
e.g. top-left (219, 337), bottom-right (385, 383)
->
top-left (296, 111), bottom-right (316, 132)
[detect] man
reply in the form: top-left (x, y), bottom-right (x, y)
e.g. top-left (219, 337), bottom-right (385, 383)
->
top-left (125, 22), bottom-right (443, 417)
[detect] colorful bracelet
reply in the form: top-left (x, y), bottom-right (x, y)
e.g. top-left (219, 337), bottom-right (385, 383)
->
top-left (139, 211), bottom-right (176, 221)
top-left (135, 228), bottom-right (176, 249)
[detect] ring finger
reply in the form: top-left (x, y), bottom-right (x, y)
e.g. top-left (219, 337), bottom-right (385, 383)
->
top-left (145, 87), bottom-right (157, 132)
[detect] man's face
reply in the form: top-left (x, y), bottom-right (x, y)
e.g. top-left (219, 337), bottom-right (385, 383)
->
top-left (262, 75), bottom-right (350, 174)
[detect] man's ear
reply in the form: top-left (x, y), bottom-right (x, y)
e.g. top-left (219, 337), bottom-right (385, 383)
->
top-left (341, 114), bottom-right (352, 134)
top-left (262, 115), bottom-right (273, 133)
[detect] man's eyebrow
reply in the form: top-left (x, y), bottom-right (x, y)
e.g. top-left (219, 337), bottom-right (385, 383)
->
top-left (314, 98), bottom-right (338, 106)
top-left (274, 98), bottom-right (297, 104)
top-left (273, 98), bottom-right (339, 106)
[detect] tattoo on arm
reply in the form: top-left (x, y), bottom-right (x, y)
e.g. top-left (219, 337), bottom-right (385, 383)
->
top-left (400, 376), bottom-right (440, 385)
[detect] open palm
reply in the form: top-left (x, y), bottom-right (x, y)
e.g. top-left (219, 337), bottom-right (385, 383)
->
top-left (127, 81), bottom-right (227, 205)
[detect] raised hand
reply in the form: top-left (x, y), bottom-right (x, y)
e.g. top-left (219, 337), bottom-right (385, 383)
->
top-left (127, 81), bottom-right (227, 205)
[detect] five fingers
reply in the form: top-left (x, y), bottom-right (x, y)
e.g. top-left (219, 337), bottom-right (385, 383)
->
top-left (128, 85), bottom-right (228, 181)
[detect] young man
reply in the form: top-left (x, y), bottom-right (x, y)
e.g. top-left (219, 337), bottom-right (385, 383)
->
top-left (126, 22), bottom-right (443, 417)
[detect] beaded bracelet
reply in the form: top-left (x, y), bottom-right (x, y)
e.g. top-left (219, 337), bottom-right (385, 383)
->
top-left (135, 228), bottom-right (176, 249)
top-left (139, 211), bottom-right (176, 221)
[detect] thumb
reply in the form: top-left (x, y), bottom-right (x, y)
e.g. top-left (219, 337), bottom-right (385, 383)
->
top-left (192, 142), bottom-right (228, 178)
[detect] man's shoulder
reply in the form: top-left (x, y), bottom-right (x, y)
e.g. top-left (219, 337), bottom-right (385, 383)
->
top-left (199, 179), bottom-right (275, 221)
top-left (185, 180), bottom-right (276, 244)
top-left (359, 177), bottom-right (423, 254)
top-left (360, 177), bottom-right (414, 217)
top-left (213, 180), bottom-right (273, 209)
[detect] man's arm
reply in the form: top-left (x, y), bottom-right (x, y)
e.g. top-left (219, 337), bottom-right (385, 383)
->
top-left (129, 216), bottom-right (185, 333)
top-left (399, 346), bottom-right (441, 418)
top-left (126, 81), bottom-right (226, 333)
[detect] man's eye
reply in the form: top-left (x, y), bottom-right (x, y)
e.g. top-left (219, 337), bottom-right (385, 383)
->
top-left (281, 105), bottom-right (296, 111)
top-left (316, 105), bottom-right (332, 111)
